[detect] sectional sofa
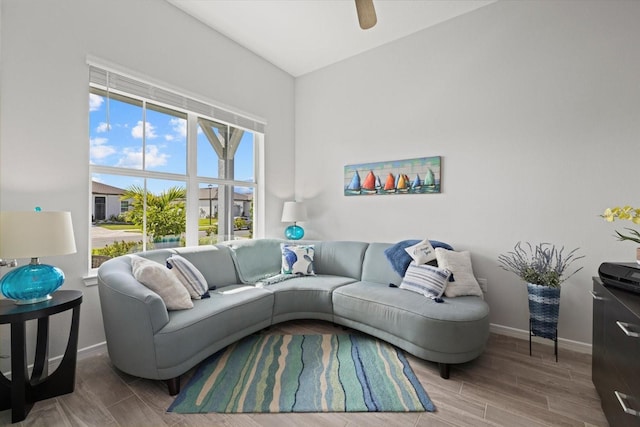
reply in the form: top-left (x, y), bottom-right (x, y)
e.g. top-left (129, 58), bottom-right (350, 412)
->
top-left (97, 239), bottom-right (490, 395)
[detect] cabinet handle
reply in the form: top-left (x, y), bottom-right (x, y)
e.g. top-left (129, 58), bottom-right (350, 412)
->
top-left (615, 391), bottom-right (640, 417)
top-left (616, 321), bottom-right (640, 338)
top-left (589, 291), bottom-right (604, 300)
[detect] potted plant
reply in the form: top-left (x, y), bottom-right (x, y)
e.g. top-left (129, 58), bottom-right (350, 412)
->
top-left (601, 206), bottom-right (640, 263)
top-left (498, 242), bottom-right (584, 360)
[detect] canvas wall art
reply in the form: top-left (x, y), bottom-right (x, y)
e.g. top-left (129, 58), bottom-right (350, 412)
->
top-left (344, 156), bottom-right (441, 196)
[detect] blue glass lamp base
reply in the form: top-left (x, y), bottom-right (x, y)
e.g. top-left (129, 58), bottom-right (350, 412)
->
top-left (284, 224), bottom-right (304, 240)
top-left (0, 262), bottom-right (65, 305)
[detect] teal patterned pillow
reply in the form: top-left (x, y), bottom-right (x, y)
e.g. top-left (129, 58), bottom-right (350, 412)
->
top-left (281, 244), bottom-right (316, 276)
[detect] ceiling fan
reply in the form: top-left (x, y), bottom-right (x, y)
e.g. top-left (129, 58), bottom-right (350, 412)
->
top-left (355, 0), bottom-right (377, 30)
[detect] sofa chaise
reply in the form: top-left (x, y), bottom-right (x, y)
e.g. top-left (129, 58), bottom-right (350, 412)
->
top-left (97, 239), bottom-right (490, 395)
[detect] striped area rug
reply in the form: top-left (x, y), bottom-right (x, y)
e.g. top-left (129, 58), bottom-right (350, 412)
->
top-left (168, 333), bottom-right (435, 413)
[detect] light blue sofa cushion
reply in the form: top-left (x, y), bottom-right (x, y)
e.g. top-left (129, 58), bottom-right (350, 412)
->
top-left (172, 245), bottom-right (238, 288)
top-left (154, 285), bottom-right (274, 371)
top-left (265, 275), bottom-right (357, 322)
top-left (333, 281), bottom-right (490, 359)
top-left (223, 239), bottom-right (283, 283)
top-left (361, 242), bottom-right (405, 285)
top-left (308, 241), bottom-right (369, 279)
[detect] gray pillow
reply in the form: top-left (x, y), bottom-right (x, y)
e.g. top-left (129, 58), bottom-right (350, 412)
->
top-left (166, 255), bottom-right (210, 299)
top-left (130, 255), bottom-right (193, 310)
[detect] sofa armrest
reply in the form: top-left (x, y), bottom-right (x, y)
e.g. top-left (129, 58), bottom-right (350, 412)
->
top-left (97, 256), bottom-right (170, 379)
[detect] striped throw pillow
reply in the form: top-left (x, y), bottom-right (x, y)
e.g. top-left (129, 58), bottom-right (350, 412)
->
top-left (399, 263), bottom-right (451, 299)
top-left (166, 255), bottom-right (210, 299)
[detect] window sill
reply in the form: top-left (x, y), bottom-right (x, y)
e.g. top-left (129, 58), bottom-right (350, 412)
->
top-left (83, 271), bottom-right (98, 287)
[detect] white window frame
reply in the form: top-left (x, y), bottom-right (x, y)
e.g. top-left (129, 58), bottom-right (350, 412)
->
top-left (88, 62), bottom-right (264, 276)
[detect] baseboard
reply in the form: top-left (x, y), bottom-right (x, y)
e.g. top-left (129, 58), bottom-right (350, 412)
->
top-left (490, 323), bottom-right (592, 355)
top-left (1, 341), bottom-right (108, 379)
top-left (77, 341), bottom-right (108, 360)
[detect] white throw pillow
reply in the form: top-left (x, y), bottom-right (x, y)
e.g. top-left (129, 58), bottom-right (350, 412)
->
top-left (166, 255), bottom-right (210, 299)
top-left (404, 238), bottom-right (437, 265)
top-left (400, 262), bottom-right (450, 299)
top-left (281, 244), bottom-right (316, 275)
top-left (130, 255), bottom-right (193, 310)
top-left (435, 248), bottom-right (483, 298)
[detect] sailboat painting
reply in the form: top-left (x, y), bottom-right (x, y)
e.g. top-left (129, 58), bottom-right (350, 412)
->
top-left (344, 156), bottom-right (441, 196)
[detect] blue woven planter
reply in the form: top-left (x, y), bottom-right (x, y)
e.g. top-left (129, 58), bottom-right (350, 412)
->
top-left (527, 283), bottom-right (560, 340)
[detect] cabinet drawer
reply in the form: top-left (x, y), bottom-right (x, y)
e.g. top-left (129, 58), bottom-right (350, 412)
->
top-left (607, 371), bottom-right (640, 427)
top-left (608, 297), bottom-right (640, 391)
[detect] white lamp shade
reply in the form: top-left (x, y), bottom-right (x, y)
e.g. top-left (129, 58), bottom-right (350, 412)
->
top-left (0, 211), bottom-right (77, 259)
top-left (281, 202), bottom-right (308, 223)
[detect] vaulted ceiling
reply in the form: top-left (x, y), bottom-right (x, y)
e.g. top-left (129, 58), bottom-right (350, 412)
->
top-left (166, 0), bottom-right (496, 77)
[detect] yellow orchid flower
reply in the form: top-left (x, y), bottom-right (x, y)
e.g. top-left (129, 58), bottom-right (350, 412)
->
top-left (602, 205), bottom-right (640, 244)
top-left (602, 208), bottom-right (616, 222)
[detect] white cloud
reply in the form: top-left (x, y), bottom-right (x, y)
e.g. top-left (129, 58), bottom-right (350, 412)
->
top-left (170, 118), bottom-right (187, 139)
top-left (165, 135), bottom-right (175, 141)
top-left (146, 145), bottom-right (169, 167)
top-left (89, 93), bottom-right (104, 112)
top-left (96, 122), bottom-right (111, 133)
top-left (131, 121), bottom-right (157, 139)
top-left (116, 144), bottom-right (168, 169)
top-left (90, 137), bottom-right (116, 162)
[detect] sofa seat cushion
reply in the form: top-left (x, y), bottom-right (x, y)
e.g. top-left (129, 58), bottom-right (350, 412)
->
top-left (332, 281), bottom-right (489, 357)
top-left (265, 275), bottom-right (357, 323)
top-left (154, 285), bottom-right (273, 370)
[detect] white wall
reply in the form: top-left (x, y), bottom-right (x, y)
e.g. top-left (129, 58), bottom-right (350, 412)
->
top-left (295, 0), bottom-right (640, 345)
top-left (0, 0), bottom-right (295, 368)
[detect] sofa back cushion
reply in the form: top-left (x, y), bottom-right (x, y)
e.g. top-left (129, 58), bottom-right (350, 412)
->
top-left (172, 245), bottom-right (239, 288)
top-left (310, 241), bottom-right (369, 279)
top-left (361, 242), bottom-right (404, 285)
top-left (222, 239), bottom-right (283, 283)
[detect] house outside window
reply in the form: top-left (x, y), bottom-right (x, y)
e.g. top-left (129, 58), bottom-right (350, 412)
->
top-left (89, 65), bottom-right (262, 269)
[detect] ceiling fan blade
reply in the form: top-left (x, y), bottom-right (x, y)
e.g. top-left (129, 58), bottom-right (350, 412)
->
top-left (355, 0), bottom-right (377, 30)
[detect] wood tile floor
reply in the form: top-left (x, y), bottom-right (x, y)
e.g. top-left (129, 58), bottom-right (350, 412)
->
top-left (0, 320), bottom-right (608, 426)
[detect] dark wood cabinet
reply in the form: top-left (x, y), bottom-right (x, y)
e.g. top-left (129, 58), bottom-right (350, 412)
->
top-left (592, 278), bottom-right (640, 427)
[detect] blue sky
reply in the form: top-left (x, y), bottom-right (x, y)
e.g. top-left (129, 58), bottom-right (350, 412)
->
top-left (89, 92), bottom-right (254, 194)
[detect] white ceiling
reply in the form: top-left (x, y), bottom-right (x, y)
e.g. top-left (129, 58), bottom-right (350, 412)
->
top-left (167, 0), bottom-right (496, 77)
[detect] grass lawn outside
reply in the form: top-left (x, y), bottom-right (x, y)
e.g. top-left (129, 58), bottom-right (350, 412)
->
top-left (98, 224), bottom-right (141, 231)
top-left (98, 219), bottom-right (218, 232)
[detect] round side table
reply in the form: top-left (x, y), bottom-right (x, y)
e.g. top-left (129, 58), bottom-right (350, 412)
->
top-left (0, 290), bottom-right (82, 423)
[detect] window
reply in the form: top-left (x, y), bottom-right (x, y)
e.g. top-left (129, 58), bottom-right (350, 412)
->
top-left (89, 65), bottom-right (262, 269)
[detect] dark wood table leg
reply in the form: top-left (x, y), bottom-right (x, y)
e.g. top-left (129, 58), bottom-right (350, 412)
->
top-left (31, 317), bottom-right (50, 382)
top-left (31, 305), bottom-right (80, 401)
top-left (10, 321), bottom-right (31, 423)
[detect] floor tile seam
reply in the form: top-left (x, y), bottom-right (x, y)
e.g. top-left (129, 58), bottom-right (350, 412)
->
top-left (546, 397), bottom-right (610, 425)
top-left (485, 402), bottom-right (557, 427)
top-left (57, 393), bottom-right (119, 427)
top-left (460, 381), bottom-right (550, 412)
top-left (427, 401), bottom-right (497, 427)
top-left (483, 354), bottom-right (572, 378)
top-left (516, 379), bottom-right (602, 408)
top-left (456, 372), bottom-right (546, 405)
top-left (546, 405), bottom-right (607, 427)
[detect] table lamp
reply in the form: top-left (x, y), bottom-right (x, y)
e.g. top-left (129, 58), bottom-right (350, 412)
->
top-left (281, 201), bottom-right (307, 240)
top-left (0, 208), bottom-right (76, 304)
